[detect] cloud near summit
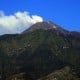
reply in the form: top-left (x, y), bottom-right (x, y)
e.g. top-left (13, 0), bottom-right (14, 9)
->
top-left (0, 11), bottom-right (43, 35)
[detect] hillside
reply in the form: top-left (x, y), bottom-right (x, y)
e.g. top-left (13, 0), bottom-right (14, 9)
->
top-left (0, 21), bottom-right (80, 80)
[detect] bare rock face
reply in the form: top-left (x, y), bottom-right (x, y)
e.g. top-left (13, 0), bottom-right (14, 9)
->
top-left (22, 21), bottom-right (68, 34)
top-left (22, 21), bottom-right (56, 33)
top-left (22, 21), bottom-right (80, 39)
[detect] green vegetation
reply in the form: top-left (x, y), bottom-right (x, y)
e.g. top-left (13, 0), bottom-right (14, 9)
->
top-left (0, 29), bottom-right (80, 80)
top-left (38, 66), bottom-right (80, 80)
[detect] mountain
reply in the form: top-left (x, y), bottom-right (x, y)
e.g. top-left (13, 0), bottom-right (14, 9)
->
top-left (0, 21), bottom-right (80, 80)
top-left (22, 21), bottom-right (80, 39)
top-left (22, 21), bottom-right (69, 35)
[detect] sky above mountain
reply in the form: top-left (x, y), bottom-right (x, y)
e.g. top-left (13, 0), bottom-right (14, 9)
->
top-left (0, 11), bottom-right (43, 35)
top-left (0, 0), bottom-right (80, 35)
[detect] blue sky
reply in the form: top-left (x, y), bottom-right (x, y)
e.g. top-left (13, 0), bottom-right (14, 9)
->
top-left (0, 0), bottom-right (80, 35)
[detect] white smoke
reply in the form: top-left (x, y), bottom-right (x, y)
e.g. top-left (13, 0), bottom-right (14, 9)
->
top-left (0, 11), bottom-right (43, 35)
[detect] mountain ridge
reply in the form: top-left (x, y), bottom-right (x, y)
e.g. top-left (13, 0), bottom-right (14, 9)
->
top-left (0, 21), bottom-right (80, 80)
top-left (22, 21), bottom-right (80, 40)
top-left (22, 21), bottom-right (69, 34)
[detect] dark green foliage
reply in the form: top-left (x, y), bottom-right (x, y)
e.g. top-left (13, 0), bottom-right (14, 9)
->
top-left (0, 30), bottom-right (80, 80)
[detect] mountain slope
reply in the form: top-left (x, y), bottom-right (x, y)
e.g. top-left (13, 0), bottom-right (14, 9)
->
top-left (22, 21), bottom-right (69, 35)
top-left (0, 21), bottom-right (80, 80)
top-left (22, 21), bottom-right (80, 39)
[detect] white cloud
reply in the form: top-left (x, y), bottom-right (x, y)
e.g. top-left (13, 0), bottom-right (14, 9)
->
top-left (0, 11), bottom-right (43, 35)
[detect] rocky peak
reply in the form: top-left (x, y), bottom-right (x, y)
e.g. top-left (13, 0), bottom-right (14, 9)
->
top-left (22, 21), bottom-right (80, 39)
top-left (22, 21), bottom-right (65, 33)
